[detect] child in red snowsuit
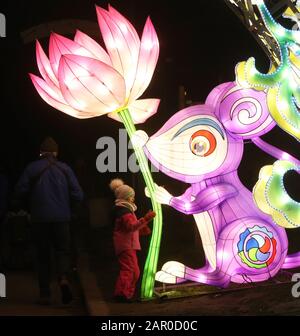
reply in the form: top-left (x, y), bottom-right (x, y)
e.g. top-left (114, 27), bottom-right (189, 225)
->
top-left (110, 179), bottom-right (156, 302)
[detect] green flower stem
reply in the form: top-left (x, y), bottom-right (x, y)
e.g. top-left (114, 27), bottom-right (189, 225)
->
top-left (118, 108), bottom-right (163, 299)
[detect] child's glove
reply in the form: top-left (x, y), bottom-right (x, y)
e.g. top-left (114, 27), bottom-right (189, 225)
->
top-left (144, 210), bottom-right (156, 222)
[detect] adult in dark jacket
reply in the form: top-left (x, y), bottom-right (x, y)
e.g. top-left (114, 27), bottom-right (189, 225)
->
top-left (15, 137), bottom-right (84, 305)
top-left (110, 179), bottom-right (155, 302)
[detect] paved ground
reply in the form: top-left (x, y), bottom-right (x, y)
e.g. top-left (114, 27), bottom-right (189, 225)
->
top-left (82, 259), bottom-right (300, 316)
top-left (1, 224), bottom-right (300, 316)
top-left (78, 226), bottom-right (300, 316)
top-left (2, 257), bottom-right (300, 317)
top-left (0, 207), bottom-right (88, 316)
top-left (0, 270), bottom-right (86, 316)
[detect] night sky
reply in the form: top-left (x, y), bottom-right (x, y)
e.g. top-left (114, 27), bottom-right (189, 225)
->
top-left (0, 0), bottom-right (299, 205)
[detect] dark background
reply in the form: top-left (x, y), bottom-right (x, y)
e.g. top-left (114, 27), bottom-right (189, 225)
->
top-left (0, 0), bottom-right (299, 264)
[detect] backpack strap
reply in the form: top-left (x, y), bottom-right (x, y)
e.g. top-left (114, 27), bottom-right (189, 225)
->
top-left (29, 156), bottom-right (70, 190)
top-left (29, 158), bottom-right (55, 190)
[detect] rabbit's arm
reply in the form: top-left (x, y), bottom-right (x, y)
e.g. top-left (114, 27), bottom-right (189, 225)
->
top-left (177, 186), bottom-right (193, 201)
top-left (170, 183), bottom-right (238, 215)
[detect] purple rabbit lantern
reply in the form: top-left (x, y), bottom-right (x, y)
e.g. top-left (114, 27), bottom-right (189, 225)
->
top-left (133, 82), bottom-right (300, 287)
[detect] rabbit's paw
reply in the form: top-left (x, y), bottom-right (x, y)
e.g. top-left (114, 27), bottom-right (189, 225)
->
top-left (130, 130), bottom-right (149, 148)
top-left (145, 184), bottom-right (172, 205)
top-left (161, 261), bottom-right (186, 278)
top-left (155, 270), bottom-right (186, 284)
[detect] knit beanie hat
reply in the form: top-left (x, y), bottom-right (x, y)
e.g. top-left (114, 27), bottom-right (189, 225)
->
top-left (109, 179), bottom-right (135, 200)
top-left (40, 137), bottom-right (58, 153)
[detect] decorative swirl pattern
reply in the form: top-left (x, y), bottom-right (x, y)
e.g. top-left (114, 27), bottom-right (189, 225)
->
top-left (237, 225), bottom-right (277, 269)
top-left (231, 97), bottom-right (262, 124)
top-left (235, 1), bottom-right (300, 231)
top-left (236, 2), bottom-right (300, 141)
top-left (253, 160), bottom-right (300, 228)
top-left (218, 84), bottom-right (275, 139)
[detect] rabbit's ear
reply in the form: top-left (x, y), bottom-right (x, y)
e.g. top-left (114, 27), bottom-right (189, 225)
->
top-left (205, 82), bottom-right (233, 111)
top-left (216, 83), bottom-right (275, 139)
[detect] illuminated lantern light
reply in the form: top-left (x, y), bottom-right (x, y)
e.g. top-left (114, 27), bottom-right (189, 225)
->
top-left (235, 1), bottom-right (300, 230)
top-left (236, 1), bottom-right (300, 141)
top-left (237, 226), bottom-right (277, 269)
top-left (30, 5), bottom-right (162, 300)
top-left (148, 0), bottom-right (300, 290)
top-left (30, 9), bottom-right (160, 122)
top-left (139, 81), bottom-right (299, 287)
top-left (254, 160), bottom-right (300, 228)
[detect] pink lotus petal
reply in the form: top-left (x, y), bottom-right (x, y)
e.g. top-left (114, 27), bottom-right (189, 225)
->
top-left (108, 98), bottom-right (160, 124)
top-left (74, 30), bottom-right (112, 65)
top-left (108, 5), bottom-right (140, 49)
top-left (36, 40), bottom-right (59, 86)
top-left (30, 73), bottom-right (65, 103)
top-left (58, 54), bottom-right (126, 114)
top-left (127, 17), bottom-right (159, 103)
top-left (29, 73), bottom-right (91, 119)
top-left (49, 33), bottom-right (94, 77)
top-left (96, 6), bottom-right (140, 96)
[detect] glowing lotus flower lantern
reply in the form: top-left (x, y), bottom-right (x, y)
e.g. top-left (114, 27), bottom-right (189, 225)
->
top-left (29, 5), bottom-right (162, 299)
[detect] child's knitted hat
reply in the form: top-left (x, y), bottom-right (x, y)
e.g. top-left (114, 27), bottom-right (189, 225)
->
top-left (109, 179), bottom-right (135, 200)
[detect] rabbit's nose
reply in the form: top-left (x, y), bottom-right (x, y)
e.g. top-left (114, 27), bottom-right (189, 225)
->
top-left (131, 130), bottom-right (149, 148)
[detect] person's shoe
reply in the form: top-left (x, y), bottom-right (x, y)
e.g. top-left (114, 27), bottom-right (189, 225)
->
top-left (37, 296), bottom-right (51, 306)
top-left (59, 280), bottom-right (73, 305)
top-left (114, 295), bottom-right (136, 303)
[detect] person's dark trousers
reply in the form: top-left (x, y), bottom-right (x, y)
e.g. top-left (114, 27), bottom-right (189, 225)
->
top-left (32, 221), bottom-right (71, 297)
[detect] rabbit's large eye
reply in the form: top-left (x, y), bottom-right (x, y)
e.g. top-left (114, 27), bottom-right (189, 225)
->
top-left (189, 130), bottom-right (216, 157)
